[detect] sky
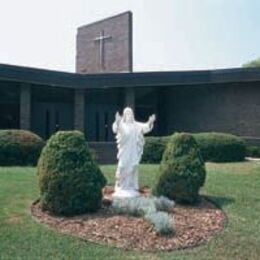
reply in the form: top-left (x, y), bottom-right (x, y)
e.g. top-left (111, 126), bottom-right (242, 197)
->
top-left (0, 0), bottom-right (260, 72)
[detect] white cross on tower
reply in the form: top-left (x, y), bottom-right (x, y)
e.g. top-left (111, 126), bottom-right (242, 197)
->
top-left (94, 30), bottom-right (112, 70)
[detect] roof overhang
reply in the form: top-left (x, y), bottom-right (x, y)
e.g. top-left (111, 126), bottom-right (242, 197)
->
top-left (1, 63), bottom-right (260, 89)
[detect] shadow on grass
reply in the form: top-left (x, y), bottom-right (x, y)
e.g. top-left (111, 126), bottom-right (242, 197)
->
top-left (205, 195), bottom-right (235, 208)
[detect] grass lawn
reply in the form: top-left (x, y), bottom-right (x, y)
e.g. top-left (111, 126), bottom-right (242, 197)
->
top-left (0, 162), bottom-right (259, 260)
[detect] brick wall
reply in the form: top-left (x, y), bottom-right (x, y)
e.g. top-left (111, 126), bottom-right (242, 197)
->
top-left (74, 89), bottom-right (85, 132)
top-left (20, 83), bottom-right (31, 130)
top-left (165, 82), bottom-right (260, 139)
top-left (76, 11), bottom-right (132, 74)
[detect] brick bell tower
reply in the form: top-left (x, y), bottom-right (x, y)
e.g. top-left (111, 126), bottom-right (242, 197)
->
top-left (76, 11), bottom-right (133, 74)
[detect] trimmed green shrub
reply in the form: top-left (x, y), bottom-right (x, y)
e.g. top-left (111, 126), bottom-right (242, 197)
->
top-left (89, 148), bottom-right (98, 161)
top-left (193, 132), bottom-right (246, 162)
top-left (246, 145), bottom-right (260, 158)
top-left (153, 133), bottom-right (206, 204)
top-left (37, 130), bottom-right (106, 216)
top-left (143, 132), bottom-right (246, 163)
top-left (142, 136), bottom-right (170, 163)
top-left (0, 129), bottom-right (45, 166)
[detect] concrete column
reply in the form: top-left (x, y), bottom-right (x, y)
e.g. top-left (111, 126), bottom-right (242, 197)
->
top-left (125, 87), bottom-right (135, 111)
top-left (74, 89), bottom-right (85, 133)
top-left (20, 83), bottom-right (31, 130)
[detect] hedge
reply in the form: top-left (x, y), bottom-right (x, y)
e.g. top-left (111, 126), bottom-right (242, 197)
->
top-left (246, 145), bottom-right (260, 158)
top-left (142, 132), bottom-right (246, 163)
top-left (141, 136), bottom-right (170, 163)
top-left (0, 129), bottom-right (45, 166)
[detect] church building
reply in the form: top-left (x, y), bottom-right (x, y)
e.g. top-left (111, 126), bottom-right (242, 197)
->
top-left (1, 11), bottom-right (260, 161)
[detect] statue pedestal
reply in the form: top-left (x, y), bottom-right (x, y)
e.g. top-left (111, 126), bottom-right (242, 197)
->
top-left (112, 188), bottom-right (140, 199)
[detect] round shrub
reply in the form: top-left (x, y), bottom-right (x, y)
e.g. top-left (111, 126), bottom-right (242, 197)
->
top-left (153, 133), bottom-right (206, 204)
top-left (0, 129), bottom-right (45, 166)
top-left (193, 132), bottom-right (246, 162)
top-left (37, 130), bottom-right (107, 216)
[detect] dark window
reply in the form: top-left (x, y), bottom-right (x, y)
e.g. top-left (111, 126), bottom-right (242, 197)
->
top-left (0, 104), bottom-right (19, 129)
top-left (95, 112), bottom-right (100, 141)
top-left (104, 111), bottom-right (109, 141)
top-left (0, 82), bottom-right (20, 129)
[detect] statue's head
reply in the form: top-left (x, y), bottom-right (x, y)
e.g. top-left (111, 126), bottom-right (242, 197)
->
top-left (123, 107), bottom-right (134, 123)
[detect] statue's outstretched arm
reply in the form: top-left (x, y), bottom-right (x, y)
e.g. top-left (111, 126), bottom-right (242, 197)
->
top-left (141, 114), bottom-right (156, 134)
top-left (148, 114), bottom-right (156, 132)
top-left (112, 112), bottom-right (122, 133)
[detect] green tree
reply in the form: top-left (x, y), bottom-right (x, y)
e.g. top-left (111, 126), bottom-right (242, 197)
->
top-left (243, 57), bottom-right (260, 68)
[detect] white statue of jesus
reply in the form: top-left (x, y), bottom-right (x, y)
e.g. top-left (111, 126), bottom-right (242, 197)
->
top-left (112, 107), bottom-right (156, 198)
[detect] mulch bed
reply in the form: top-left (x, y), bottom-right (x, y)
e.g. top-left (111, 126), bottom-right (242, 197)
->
top-left (31, 186), bottom-right (227, 252)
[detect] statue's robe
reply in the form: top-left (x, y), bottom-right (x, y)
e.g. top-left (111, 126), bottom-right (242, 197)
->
top-left (112, 120), bottom-right (153, 191)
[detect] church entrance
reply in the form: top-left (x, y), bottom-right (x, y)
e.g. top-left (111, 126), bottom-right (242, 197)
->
top-left (31, 86), bottom-right (74, 139)
top-left (85, 89), bottom-right (123, 142)
top-left (135, 87), bottom-right (161, 136)
top-left (32, 102), bottom-right (73, 139)
top-left (85, 104), bottom-right (118, 142)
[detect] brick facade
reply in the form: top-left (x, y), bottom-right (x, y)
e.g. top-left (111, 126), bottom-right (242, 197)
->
top-left (76, 12), bottom-right (133, 74)
top-left (20, 83), bottom-right (31, 130)
top-left (74, 89), bottom-right (85, 132)
top-left (164, 81), bottom-right (260, 140)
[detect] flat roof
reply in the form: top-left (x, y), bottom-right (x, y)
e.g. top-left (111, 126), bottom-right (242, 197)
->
top-left (1, 63), bottom-right (260, 89)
